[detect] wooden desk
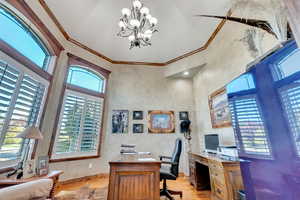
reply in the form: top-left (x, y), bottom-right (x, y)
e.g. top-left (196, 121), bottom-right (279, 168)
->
top-left (108, 154), bottom-right (161, 200)
top-left (0, 170), bottom-right (63, 198)
top-left (189, 152), bottom-right (243, 200)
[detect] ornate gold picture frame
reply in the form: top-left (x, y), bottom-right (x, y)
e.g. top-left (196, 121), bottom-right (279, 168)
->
top-left (148, 111), bottom-right (175, 133)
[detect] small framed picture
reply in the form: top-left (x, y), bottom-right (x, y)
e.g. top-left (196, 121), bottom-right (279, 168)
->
top-left (133, 111), bottom-right (143, 120)
top-left (179, 111), bottom-right (189, 120)
top-left (133, 124), bottom-right (144, 134)
top-left (112, 110), bottom-right (129, 134)
top-left (37, 156), bottom-right (49, 176)
top-left (23, 159), bottom-right (35, 179)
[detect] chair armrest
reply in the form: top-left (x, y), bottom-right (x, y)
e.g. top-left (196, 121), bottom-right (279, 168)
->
top-left (161, 161), bottom-right (178, 165)
top-left (159, 155), bottom-right (172, 161)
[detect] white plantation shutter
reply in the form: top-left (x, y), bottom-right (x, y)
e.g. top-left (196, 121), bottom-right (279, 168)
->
top-left (54, 91), bottom-right (103, 158)
top-left (0, 61), bottom-right (46, 161)
top-left (55, 94), bottom-right (85, 154)
top-left (229, 95), bottom-right (272, 157)
top-left (279, 80), bottom-right (300, 156)
top-left (81, 99), bottom-right (102, 152)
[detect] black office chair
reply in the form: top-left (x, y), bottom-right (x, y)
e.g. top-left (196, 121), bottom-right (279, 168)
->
top-left (159, 138), bottom-right (183, 200)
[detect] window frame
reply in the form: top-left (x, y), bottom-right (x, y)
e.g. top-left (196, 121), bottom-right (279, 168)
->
top-left (51, 89), bottom-right (104, 160)
top-left (0, 1), bottom-right (63, 172)
top-left (228, 93), bottom-right (273, 159)
top-left (269, 41), bottom-right (300, 158)
top-left (227, 73), bottom-right (274, 160)
top-left (0, 4), bottom-right (51, 70)
top-left (67, 66), bottom-right (106, 94)
top-left (0, 2), bottom-right (62, 77)
top-left (49, 53), bottom-right (111, 162)
top-left (0, 50), bottom-right (49, 164)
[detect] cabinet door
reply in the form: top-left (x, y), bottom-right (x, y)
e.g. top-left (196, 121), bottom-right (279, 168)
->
top-left (108, 167), bottom-right (160, 200)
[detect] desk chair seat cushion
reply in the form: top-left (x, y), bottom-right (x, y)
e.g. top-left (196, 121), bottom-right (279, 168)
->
top-left (160, 165), bottom-right (176, 180)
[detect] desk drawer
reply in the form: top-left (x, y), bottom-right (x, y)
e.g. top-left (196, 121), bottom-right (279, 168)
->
top-left (209, 161), bottom-right (223, 172)
top-left (189, 158), bottom-right (195, 167)
top-left (213, 181), bottom-right (227, 200)
top-left (210, 170), bottom-right (225, 186)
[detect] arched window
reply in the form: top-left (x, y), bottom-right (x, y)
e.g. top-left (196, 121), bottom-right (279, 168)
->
top-left (52, 61), bottom-right (109, 160)
top-left (67, 66), bottom-right (105, 93)
top-left (0, 5), bottom-right (51, 162)
top-left (0, 4), bottom-right (50, 69)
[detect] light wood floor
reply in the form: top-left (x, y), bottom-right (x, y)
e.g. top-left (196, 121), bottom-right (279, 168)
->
top-left (57, 176), bottom-right (211, 200)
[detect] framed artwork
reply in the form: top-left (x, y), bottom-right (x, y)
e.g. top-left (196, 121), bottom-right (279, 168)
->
top-left (112, 110), bottom-right (129, 134)
top-left (36, 156), bottom-right (49, 176)
top-left (179, 111), bottom-right (189, 120)
top-left (209, 87), bottom-right (232, 128)
top-left (133, 111), bottom-right (143, 120)
top-left (23, 159), bottom-right (35, 178)
top-left (148, 111), bottom-right (175, 133)
top-left (133, 124), bottom-right (144, 134)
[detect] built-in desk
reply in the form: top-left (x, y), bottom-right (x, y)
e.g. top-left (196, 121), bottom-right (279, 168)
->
top-left (189, 152), bottom-right (244, 200)
top-left (108, 154), bottom-right (161, 200)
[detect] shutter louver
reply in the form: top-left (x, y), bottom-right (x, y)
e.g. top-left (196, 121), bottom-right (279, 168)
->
top-left (229, 95), bottom-right (272, 156)
top-left (279, 80), bottom-right (300, 156)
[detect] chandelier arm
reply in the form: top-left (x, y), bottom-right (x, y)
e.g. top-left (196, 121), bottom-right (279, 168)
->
top-left (121, 18), bottom-right (135, 31)
top-left (141, 38), bottom-right (151, 46)
top-left (118, 29), bottom-right (134, 37)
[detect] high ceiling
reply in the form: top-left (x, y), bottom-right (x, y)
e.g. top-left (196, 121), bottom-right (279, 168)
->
top-left (43, 0), bottom-right (231, 63)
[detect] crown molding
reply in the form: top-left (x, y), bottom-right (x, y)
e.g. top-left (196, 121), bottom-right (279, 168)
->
top-left (38, 0), bottom-right (231, 66)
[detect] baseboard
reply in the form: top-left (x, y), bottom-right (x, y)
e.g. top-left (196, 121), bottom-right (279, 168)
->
top-left (179, 172), bottom-right (185, 177)
top-left (58, 173), bottom-right (109, 186)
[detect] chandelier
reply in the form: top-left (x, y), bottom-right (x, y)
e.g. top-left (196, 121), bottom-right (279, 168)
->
top-left (118, 0), bottom-right (158, 49)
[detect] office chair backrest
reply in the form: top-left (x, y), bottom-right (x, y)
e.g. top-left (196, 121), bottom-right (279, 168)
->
top-left (170, 138), bottom-right (182, 177)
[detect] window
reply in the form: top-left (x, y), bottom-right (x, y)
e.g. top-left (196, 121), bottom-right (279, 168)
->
top-left (67, 67), bottom-right (105, 93)
top-left (271, 46), bottom-right (300, 157)
top-left (272, 49), bottom-right (300, 81)
top-left (227, 73), bottom-right (272, 158)
top-left (0, 60), bottom-right (47, 161)
top-left (0, 5), bottom-right (51, 163)
top-left (280, 80), bottom-right (300, 156)
top-left (52, 66), bottom-right (105, 160)
top-left (229, 95), bottom-right (272, 157)
top-left (227, 74), bottom-right (255, 94)
top-left (0, 5), bottom-right (50, 69)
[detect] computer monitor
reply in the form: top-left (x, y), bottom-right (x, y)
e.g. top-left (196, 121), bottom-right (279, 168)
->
top-left (205, 134), bottom-right (219, 153)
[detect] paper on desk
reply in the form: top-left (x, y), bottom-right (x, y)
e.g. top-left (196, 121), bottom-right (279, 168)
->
top-left (138, 158), bottom-right (156, 161)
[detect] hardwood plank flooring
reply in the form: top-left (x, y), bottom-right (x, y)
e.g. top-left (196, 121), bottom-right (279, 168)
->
top-left (57, 176), bottom-right (211, 200)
